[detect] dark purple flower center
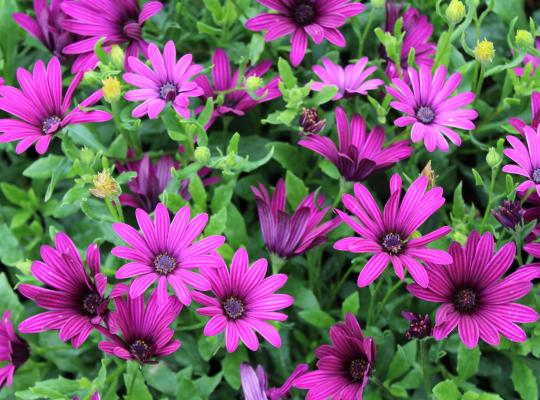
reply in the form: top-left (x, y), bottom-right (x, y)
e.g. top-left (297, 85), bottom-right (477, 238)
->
top-left (381, 233), bottom-right (403, 255)
top-left (293, 2), bottom-right (317, 26)
top-left (453, 288), bottom-right (478, 314)
top-left (153, 253), bottom-right (177, 275)
top-left (41, 115), bottom-right (62, 134)
top-left (405, 314), bottom-right (432, 339)
top-left (129, 339), bottom-right (152, 362)
top-left (416, 106), bottom-right (436, 124)
top-left (222, 97), bottom-right (239, 109)
top-left (11, 338), bottom-right (30, 368)
top-left (349, 357), bottom-right (369, 382)
top-left (532, 168), bottom-right (540, 184)
top-left (223, 297), bottom-right (245, 320)
top-left (82, 292), bottom-right (104, 316)
top-left (159, 82), bottom-right (177, 102)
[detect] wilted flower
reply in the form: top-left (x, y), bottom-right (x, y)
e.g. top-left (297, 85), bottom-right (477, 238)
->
top-left (240, 363), bottom-right (308, 400)
top-left (503, 125), bottom-right (540, 197)
top-left (299, 107), bottom-right (326, 134)
top-left (420, 160), bottom-right (437, 188)
top-left (401, 312), bottom-right (432, 340)
top-left (0, 311), bottom-right (30, 389)
top-left (492, 200), bottom-right (525, 230)
top-left (90, 170), bottom-right (121, 199)
top-left (475, 39), bottom-right (495, 64)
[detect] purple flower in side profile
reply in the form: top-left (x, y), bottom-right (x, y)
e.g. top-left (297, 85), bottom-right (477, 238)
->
top-left (387, 65), bottom-right (477, 152)
top-left (0, 57), bottom-right (111, 154)
top-left (0, 312), bottom-right (30, 389)
top-left (492, 200), bottom-right (525, 230)
top-left (194, 248), bottom-right (294, 353)
top-left (294, 313), bottom-right (376, 399)
top-left (98, 285), bottom-right (181, 363)
top-left (311, 57), bottom-right (384, 100)
top-left (240, 363), bottom-right (308, 400)
top-left (245, 0), bottom-right (365, 67)
top-left (123, 40), bottom-right (203, 119)
top-left (18, 233), bottom-right (109, 348)
top-left (251, 179), bottom-right (341, 260)
top-left (401, 311), bottom-right (432, 340)
top-left (509, 92), bottom-right (540, 134)
top-left (194, 48), bottom-right (281, 128)
top-left (299, 107), bottom-right (326, 134)
top-left (503, 125), bottom-right (540, 197)
top-left (514, 37), bottom-right (540, 77)
top-left (112, 203), bottom-right (225, 306)
top-left (408, 231), bottom-right (540, 349)
top-left (299, 106), bottom-right (412, 181)
top-left (334, 173), bottom-right (452, 288)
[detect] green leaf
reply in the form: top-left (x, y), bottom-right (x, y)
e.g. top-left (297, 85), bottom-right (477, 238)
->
top-left (285, 170), bottom-right (308, 209)
top-left (1, 183), bottom-right (28, 205)
top-left (433, 380), bottom-right (461, 400)
top-left (23, 155), bottom-right (65, 179)
top-left (222, 347), bottom-right (247, 390)
top-left (198, 334), bottom-right (220, 361)
top-left (205, 207), bottom-right (227, 235)
top-left (452, 181), bottom-right (465, 219)
top-left (0, 272), bottom-right (23, 318)
top-left (471, 168), bottom-right (484, 186)
top-left (124, 362), bottom-right (152, 400)
top-left (298, 309), bottom-right (335, 329)
top-left (511, 357), bottom-right (538, 400)
top-left (144, 363), bottom-right (178, 395)
top-left (311, 85), bottom-right (337, 105)
top-left (341, 292), bottom-right (360, 318)
top-left (386, 343), bottom-right (416, 382)
top-left (277, 57), bottom-right (297, 88)
top-left (294, 287), bottom-right (320, 310)
top-left (0, 224), bottom-right (24, 267)
top-left (457, 343), bottom-right (481, 382)
top-left (267, 142), bottom-right (310, 175)
top-left (194, 372), bottom-right (223, 398)
top-left (189, 175), bottom-right (207, 213)
top-left (211, 182), bottom-right (235, 213)
top-left (224, 204), bottom-right (248, 248)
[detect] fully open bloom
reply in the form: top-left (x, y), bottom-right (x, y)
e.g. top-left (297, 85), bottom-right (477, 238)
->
top-left (311, 57), bottom-right (384, 100)
top-left (245, 0), bottom-right (365, 67)
top-left (193, 248), bottom-right (294, 352)
top-left (299, 106), bottom-right (412, 181)
top-left (18, 233), bottom-right (109, 348)
top-left (194, 48), bottom-right (281, 128)
top-left (61, 0), bottom-right (163, 72)
top-left (112, 203), bottom-right (225, 306)
top-left (387, 65), bottom-right (477, 152)
top-left (508, 91), bottom-right (540, 134)
top-left (0, 311), bottom-right (30, 389)
top-left (408, 231), bottom-right (540, 349)
top-left (98, 285), bottom-right (181, 363)
top-left (240, 363), bottom-right (308, 400)
top-left (334, 173), bottom-right (452, 288)
top-left (251, 179), bottom-right (341, 260)
top-left (503, 125), bottom-right (540, 197)
top-left (123, 40), bottom-right (203, 119)
top-left (0, 57), bottom-right (111, 154)
top-left (514, 37), bottom-right (540, 77)
top-left (294, 313), bottom-right (376, 399)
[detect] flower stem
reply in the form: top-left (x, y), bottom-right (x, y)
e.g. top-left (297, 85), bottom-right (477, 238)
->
top-left (475, 64), bottom-right (486, 97)
top-left (480, 167), bottom-right (499, 232)
top-left (105, 197), bottom-right (119, 221)
top-left (374, 279), bottom-right (403, 320)
top-left (270, 253), bottom-right (286, 274)
top-left (359, 8), bottom-right (375, 56)
top-left (366, 278), bottom-right (384, 327)
top-left (419, 339), bottom-right (431, 395)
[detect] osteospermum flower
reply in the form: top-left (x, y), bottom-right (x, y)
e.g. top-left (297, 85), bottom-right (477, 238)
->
top-left (0, 311), bottom-right (30, 389)
top-left (18, 233), bottom-right (110, 348)
top-left (245, 0), bottom-right (365, 67)
top-left (386, 65), bottom-right (478, 152)
top-left (112, 203), bottom-right (225, 305)
top-left (334, 173), bottom-right (452, 288)
top-left (123, 40), bottom-right (203, 119)
top-left (503, 125), bottom-right (540, 197)
top-left (98, 285), bottom-right (181, 363)
top-left (240, 363), bottom-right (308, 400)
top-left (408, 231), bottom-right (540, 349)
top-left (193, 248), bottom-right (294, 352)
top-left (194, 48), bottom-right (281, 128)
top-left (294, 313), bottom-right (376, 399)
top-left (401, 311), bottom-right (432, 340)
top-left (0, 57), bottom-right (111, 154)
top-left (509, 91), bottom-right (540, 134)
top-left (492, 200), bottom-right (525, 231)
top-left (61, 0), bottom-right (163, 72)
top-left (311, 57), bottom-right (384, 100)
top-left (299, 106), bottom-right (412, 181)
top-left (251, 179), bottom-right (341, 260)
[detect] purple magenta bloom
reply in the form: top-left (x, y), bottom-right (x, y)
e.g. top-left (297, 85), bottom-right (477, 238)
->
top-left (311, 57), bottom-right (384, 100)
top-left (98, 285), bottom-right (181, 363)
top-left (334, 173), bottom-right (452, 288)
top-left (299, 107), bottom-right (326, 134)
top-left (509, 92), bottom-right (540, 134)
top-left (299, 106), bottom-right (412, 181)
top-left (0, 57), bottom-right (111, 154)
top-left (123, 40), bottom-right (203, 119)
top-left (240, 363), bottom-right (308, 400)
top-left (112, 203), bottom-right (225, 306)
top-left (514, 37), bottom-right (540, 77)
top-left (387, 65), bottom-right (478, 152)
top-left (194, 48), bottom-right (281, 129)
top-left (18, 233), bottom-right (109, 348)
top-left (0, 311), bottom-right (30, 389)
top-left (294, 313), bottom-right (376, 399)
top-left (251, 179), bottom-right (341, 259)
top-left (194, 248), bottom-right (293, 352)
top-left (408, 231), bottom-right (540, 349)
top-left (61, 0), bottom-right (163, 72)
top-left (401, 311), bottom-right (432, 340)
top-left (245, 0), bottom-right (365, 67)
top-left (503, 125), bottom-right (540, 197)
top-left (492, 200), bottom-right (525, 230)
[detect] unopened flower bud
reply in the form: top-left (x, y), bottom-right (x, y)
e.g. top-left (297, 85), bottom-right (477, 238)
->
top-left (80, 147), bottom-right (95, 165)
top-left (486, 147), bottom-right (502, 168)
top-left (245, 75), bottom-right (264, 91)
top-left (402, 312), bottom-right (432, 340)
top-left (475, 39), bottom-right (495, 64)
top-left (102, 76), bottom-right (121, 103)
top-left (194, 146), bottom-right (211, 164)
top-left (90, 170), bottom-right (120, 199)
top-left (110, 45), bottom-right (125, 69)
top-left (371, 0), bottom-right (385, 8)
top-left (420, 160), bottom-right (437, 189)
top-left (515, 30), bottom-right (534, 50)
top-left (492, 200), bottom-right (524, 230)
top-left (446, 0), bottom-right (465, 25)
top-left (299, 108), bottom-right (326, 134)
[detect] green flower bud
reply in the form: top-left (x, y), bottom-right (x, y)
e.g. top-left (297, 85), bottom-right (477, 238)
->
top-left (110, 45), bottom-right (125, 69)
top-left (486, 147), bottom-right (502, 168)
top-left (245, 75), bottom-right (264, 91)
top-left (446, 0), bottom-right (466, 25)
top-left (102, 77), bottom-right (122, 103)
top-left (371, 0), bottom-right (385, 8)
top-left (515, 30), bottom-right (534, 50)
top-left (475, 39), bottom-right (495, 64)
top-left (80, 147), bottom-right (95, 165)
top-left (194, 146), bottom-right (211, 164)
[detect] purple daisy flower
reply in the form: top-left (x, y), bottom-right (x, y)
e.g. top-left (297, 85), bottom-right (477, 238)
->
top-left (0, 57), bottom-right (111, 154)
top-left (503, 125), bottom-right (540, 197)
top-left (299, 106), bottom-right (412, 181)
top-left (294, 313), bottom-right (376, 399)
top-left (194, 48), bottom-right (281, 129)
top-left (112, 203), bottom-right (225, 306)
top-left (514, 37), bottom-right (540, 77)
top-left (386, 65), bottom-right (478, 152)
top-left (18, 232), bottom-right (110, 348)
top-left (240, 363), bottom-right (308, 400)
top-left (97, 284), bottom-right (181, 363)
top-left (245, 0), bottom-right (365, 67)
top-left (0, 311), bottom-right (30, 389)
top-left (251, 179), bottom-right (341, 260)
top-left (492, 200), bottom-right (525, 231)
top-left (401, 311), bottom-right (432, 340)
top-left (509, 91), bottom-right (540, 134)
top-left (334, 173), bottom-right (452, 288)
top-left (299, 107), bottom-right (326, 134)
top-left (311, 57), bottom-right (384, 100)
top-left (408, 231), bottom-right (540, 349)
top-left (193, 248), bottom-right (294, 352)
top-left (61, 0), bottom-right (163, 72)
top-left (123, 40), bottom-right (203, 119)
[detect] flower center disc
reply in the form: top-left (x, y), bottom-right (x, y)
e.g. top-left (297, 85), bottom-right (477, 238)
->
top-left (382, 233), bottom-right (403, 255)
top-left (130, 339), bottom-right (151, 361)
top-left (153, 253), bottom-right (177, 275)
top-left (82, 293), bottom-right (103, 316)
top-left (349, 358), bottom-right (368, 382)
top-left (159, 82), bottom-right (177, 102)
top-left (223, 297), bottom-right (245, 320)
top-left (532, 168), bottom-right (540, 184)
top-left (293, 2), bottom-right (316, 26)
top-left (416, 106), bottom-right (436, 124)
top-left (41, 115), bottom-right (62, 134)
top-left (453, 288), bottom-right (478, 313)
